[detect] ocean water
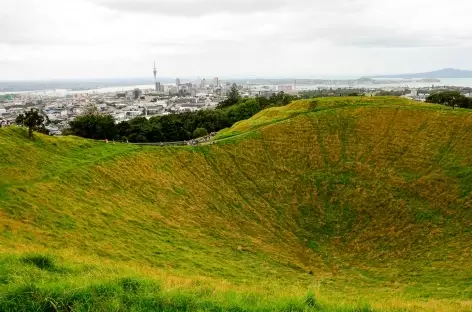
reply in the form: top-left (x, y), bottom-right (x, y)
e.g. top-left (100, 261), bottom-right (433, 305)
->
top-left (294, 78), bottom-right (472, 90)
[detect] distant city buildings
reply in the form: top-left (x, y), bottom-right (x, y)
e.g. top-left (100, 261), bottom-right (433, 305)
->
top-left (155, 82), bottom-right (162, 93)
top-left (403, 88), bottom-right (430, 102)
top-left (3, 67), bottom-right (470, 136)
top-left (277, 85), bottom-right (294, 92)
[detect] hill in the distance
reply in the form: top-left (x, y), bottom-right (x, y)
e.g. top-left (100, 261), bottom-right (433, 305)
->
top-left (0, 97), bottom-right (471, 311)
top-left (365, 68), bottom-right (472, 79)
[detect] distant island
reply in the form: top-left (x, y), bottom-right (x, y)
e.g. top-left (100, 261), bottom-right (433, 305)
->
top-left (365, 68), bottom-right (472, 79)
top-left (416, 78), bottom-right (441, 83)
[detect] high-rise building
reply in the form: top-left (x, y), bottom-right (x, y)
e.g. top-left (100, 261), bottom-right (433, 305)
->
top-left (213, 77), bottom-right (219, 88)
top-left (133, 88), bottom-right (143, 100)
top-left (176, 78), bottom-right (181, 87)
top-left (153, 61), bottom-right (158, 91)
top-left (200, 78), bottom-right (206, 88)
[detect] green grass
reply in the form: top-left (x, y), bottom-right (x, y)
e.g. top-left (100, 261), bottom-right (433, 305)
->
top-left (0, 254), bottom-right (376, 312)
top-left (1, 97), bottom-right (471, 311)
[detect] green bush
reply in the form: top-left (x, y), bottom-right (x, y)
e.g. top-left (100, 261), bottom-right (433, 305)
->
top-left (226, 99), bottom-right (261, 125)
top-left (193, 128), bottom-right (208, 138)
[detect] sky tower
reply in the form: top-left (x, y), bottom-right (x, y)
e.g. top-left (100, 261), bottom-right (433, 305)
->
top-left (153, 61), bottom-right (158, 91)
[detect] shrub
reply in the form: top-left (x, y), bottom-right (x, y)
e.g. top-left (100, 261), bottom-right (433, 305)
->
top-left (193, 128), bottom-right (208, 138)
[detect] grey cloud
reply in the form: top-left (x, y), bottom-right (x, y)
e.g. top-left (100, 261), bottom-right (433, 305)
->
top-left (273, 20), bottom-right (472, 48)
top-left (0, 12), bottom-right (71, 46)
top-left (3, 0), bottom-right (472, 80)
top-left (339, 31), bottom-right (472, 48)
top-left (326, 30), bottom-right (465, 48)
top-left (345, 36), bottom-right (456, 48)
top-left (90, 0), bottom-right (288, 16)
top-left (89, 0), bottom-right (370, 16)
top-left (0, 17), bottom-right (33, 45)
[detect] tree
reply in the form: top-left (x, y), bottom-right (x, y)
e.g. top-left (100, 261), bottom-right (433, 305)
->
top-left (116, 121), bottom-right (131, 140)
top-left (82, 104), bottom-right (101, 116)
top-left (268, 91), bottom-right (296, 107)
top-left (455, 96), bottom-right (472, 109)
top-left (228, 84), bottom-right (241, 103)
top-left (218, 83), bottom-right (241, 108)
top-left (193, 128), bottom-right (208, 138)
top-left (226, 99), bottom-right (261, 124)
top-left (66, 104), bottom-right (117, 140)
top-left (426, 91), bottom-right (472, 109)
top-left (15, 109), bottom-right (48, 139)
top-left (68, 114), bottom-right (117, 140)
top-left (178, 89), bottom-right (190, 97)
top-left (426, 91), bottom-right (460, 106)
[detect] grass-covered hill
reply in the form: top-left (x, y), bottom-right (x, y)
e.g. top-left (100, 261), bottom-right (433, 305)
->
top-left (0, 97), bottom-right (471, 311)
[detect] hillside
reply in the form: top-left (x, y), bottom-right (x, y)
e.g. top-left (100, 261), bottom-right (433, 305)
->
top-left (0, 97), bottom-right (471, 311)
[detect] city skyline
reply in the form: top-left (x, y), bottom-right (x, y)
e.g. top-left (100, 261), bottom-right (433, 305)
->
top-left (6, 67), bottom-right (472, 83)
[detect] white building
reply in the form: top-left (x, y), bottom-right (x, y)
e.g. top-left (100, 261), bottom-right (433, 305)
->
top-left (277, 85), bottom-right (294, 92)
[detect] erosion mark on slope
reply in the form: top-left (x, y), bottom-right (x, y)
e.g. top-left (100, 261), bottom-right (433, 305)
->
top-left (221, 148), bottom-right (280, 226)
top-left (433, 114), bottom-right (472, 171)
top-left (361, 107), bottom-right (400, 163)
top-left (387, 115), bottom-right (432, 170)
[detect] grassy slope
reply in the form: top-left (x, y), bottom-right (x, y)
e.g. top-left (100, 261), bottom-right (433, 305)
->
top-left (0, 97), bottom-right (471, 311)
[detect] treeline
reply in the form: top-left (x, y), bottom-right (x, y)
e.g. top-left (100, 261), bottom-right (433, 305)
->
top-left (66, 91), bottom-right (296, 142)
top-left (298, 89), bottom-right (412, 98)
top-left (298, 89), bottom-right (368, 98)
top-left (426, 91), bottom-right (472, 109)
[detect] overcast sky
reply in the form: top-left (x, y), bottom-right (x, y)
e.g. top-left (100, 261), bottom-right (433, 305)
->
top-left (2, 0), bottom-right (472, 80)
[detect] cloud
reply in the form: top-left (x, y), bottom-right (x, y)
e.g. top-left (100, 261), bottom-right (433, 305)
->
top-left (90, 0), bottom-right (288, 16)
top-left (0, 0), bottom-right (119, 46)
top-left (87, 0), bottom-right (379, 18)
top-left (287, 25), bottom-right (471, 48)
top-left (2, 0), bottom-right (472, 79)
top-left (88, 0), bottom-right (371, 16)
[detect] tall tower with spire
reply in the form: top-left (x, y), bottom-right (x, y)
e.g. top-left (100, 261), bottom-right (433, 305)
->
top-left (153, 61), bottom-right (158, 91)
